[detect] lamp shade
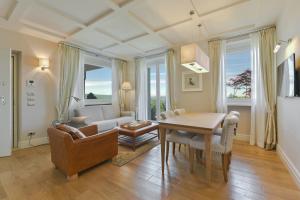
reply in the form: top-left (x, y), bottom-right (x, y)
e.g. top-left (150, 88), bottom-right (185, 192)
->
top-left (39, 58), bottom-right (49, 70)
top-left (181, 43), bottom-right (209, 73)
top-left (121, 81), bottom-right (132, 90)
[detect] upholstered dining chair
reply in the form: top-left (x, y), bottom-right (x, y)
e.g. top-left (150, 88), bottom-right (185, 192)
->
top-left (189, 115), bottom-right (239, 182)
top-left (160, 111), bottom-right (194, 163)
top-left (214, 111), bottom-right (240, 136)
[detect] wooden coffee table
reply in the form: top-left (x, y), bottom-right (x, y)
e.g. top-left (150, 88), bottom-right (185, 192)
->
top-left (118, 123), bottom-right (159, 151)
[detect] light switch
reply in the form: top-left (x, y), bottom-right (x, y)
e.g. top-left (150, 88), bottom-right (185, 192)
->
top-left (1, 96), bottom-right (6, 105)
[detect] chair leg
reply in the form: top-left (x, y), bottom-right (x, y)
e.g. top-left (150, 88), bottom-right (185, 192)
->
top-left (222, 153), bottom-right (229, 182)
top-left (189, 147), bottom-right (195, 173)
top-left (178, 144), bottom-right (181, 152)
top-left (166, 141), bottom-right (170, 163)
top-left (172, 142), bottom-right (176, 155)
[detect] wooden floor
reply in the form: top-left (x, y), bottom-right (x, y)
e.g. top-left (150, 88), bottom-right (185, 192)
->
top-left (0, 141), bottom-right (299, 200)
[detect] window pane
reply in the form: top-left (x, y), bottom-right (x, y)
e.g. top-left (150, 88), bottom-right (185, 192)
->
top-left (149, 65), bottom-right (157, 120)
top-left (225, 39), bottom-right (251, 99)
top-left (159, 63), bottom-right (166, 113)
top-left (84, 64), bottom-right (112, 104)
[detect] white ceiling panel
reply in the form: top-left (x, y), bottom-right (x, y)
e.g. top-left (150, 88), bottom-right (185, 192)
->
top-left (22, 4), bottom-right (80, 35)
top-left (38, 0), bottom-right (112, 25)
top-left (0, 0), bottom-right (16, 19)
top-left (192, 0), bottom-right (246, 15)
top-left (97, 13), bottom-right (146, 41)
top-left (203, 1), bottom-right (256, 36)
top-left (104, 45), bottom-right (142, 58)
top-left (130, 0), bottom-right (192, 30)
top-left (159, 20), bottom-right (207, 45)
top-left (72, 30), bottom-right (116, 49)
top-left (129, 34), bottom-right (170, 52)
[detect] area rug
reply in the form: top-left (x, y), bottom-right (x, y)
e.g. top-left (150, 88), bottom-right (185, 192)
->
top-left (112, 139), bottom-right (160, 167)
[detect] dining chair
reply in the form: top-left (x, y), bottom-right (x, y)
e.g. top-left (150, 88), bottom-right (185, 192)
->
top-left (214, 111), bottom-right (240, 136)
top-left (160, 111), bottom-right (194, 163)
top-left (189, 115), bottom-right (239, 182)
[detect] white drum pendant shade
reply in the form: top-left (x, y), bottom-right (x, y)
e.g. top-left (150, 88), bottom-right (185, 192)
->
top-left (181, 43), bottom-right (209, 73)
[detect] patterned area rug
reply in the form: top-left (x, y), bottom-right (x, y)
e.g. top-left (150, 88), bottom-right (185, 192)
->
top-left (112, 139), bottom-right (160, 167)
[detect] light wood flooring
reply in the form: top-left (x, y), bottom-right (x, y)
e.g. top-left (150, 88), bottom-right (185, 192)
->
top-left (0, 141), bottom-right (299, 200)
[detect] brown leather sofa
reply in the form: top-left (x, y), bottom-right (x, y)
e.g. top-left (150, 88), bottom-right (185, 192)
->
top-left (47, 125), bottom-right (118, 180)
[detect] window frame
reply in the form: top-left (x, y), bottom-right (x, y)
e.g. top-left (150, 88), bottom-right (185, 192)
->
top-left (224, 37), bottom-right (252, 106)
top-left (83, 55), bottom-right (112, 106)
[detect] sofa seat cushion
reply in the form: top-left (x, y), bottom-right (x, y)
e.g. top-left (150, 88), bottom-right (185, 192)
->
top-left (115, 116), bottom-right (134, 126)
top-left (91, 119), bottom-right (118, 132)
top-left (75, 106), bottom-right (104, 124)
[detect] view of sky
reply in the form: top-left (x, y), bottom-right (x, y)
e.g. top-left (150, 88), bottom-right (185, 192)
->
top-left (149, 64), bottom-right (166, 97)
top-left (85, 67), bottom-right (112, 95)
top-left (225, 45), bottom-right (251, 98)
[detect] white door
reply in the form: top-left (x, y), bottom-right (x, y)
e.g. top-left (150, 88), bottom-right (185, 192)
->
top-left (0, 48), bottom-right (12, 157)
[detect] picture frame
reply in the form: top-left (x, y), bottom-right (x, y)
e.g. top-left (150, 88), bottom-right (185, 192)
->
top-left (182, 71), bottom-right (203, 92)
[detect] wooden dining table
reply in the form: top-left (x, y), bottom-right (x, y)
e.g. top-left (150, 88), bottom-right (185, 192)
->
top-left (158, 112), bottom-right (226, 184)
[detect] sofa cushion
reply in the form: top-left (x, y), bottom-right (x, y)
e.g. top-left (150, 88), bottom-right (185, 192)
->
top-left (101, 105), bottom-right (120, 120)
top-left (91, 119), bottom-right (118, 132)
top-left (115, 116), bottom-right (134, 126)
top-left (75, 106), bottom-right (104, 124)
top-left (56, 124), bottom-right (86, 140)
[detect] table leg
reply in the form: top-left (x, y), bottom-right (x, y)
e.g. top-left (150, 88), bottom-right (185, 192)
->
top-left (204, 134), bottom-right (212, 184)
top-left (159, 127), bottom-right (166, 175)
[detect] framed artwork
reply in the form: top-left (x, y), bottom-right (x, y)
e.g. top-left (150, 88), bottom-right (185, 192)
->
top-left (182, 71), bottom-right (203, 92)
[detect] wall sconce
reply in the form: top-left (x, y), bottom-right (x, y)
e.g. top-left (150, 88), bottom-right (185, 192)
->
top-left (39, 58), bottom-right (49, 70)
top-left (273, 39), bottom-right (292, 54)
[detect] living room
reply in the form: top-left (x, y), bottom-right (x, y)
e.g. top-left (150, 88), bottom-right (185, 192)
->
top-left (0, 0), bottom-right (300, 199)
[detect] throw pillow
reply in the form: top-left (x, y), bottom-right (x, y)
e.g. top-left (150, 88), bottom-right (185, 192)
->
top-left (56, 124), bottom-right (87, 140)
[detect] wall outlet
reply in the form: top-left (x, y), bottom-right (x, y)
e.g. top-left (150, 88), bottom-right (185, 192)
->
top-left (27, 132), bottom-right (36, 137)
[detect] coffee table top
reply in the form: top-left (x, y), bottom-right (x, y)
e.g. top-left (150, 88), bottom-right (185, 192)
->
top-left (118, 123), bottom-right (158, 137)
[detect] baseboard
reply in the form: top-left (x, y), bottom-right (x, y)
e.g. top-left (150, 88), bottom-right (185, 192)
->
top-left (18, 137), bottom-right (49, 149)
top-left (277, 144), bottom-right (300, 189)
top-left (234, 133), bottom-right (250, 142)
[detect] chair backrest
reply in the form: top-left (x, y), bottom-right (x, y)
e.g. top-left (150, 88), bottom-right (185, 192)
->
top-left (220, 115), bottom-right (239, 153)
top-left (160, 110), bottom-right (175, 120)
top-left (174, 108), bottom-right (186, 115)
top-left (229, 111), bottom-right (240, 135)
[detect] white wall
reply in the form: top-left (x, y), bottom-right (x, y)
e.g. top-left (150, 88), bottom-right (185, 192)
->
top-left (276, 0), bottom-right (300, 186)
top-left (0, 28), bottom-right (58, 147)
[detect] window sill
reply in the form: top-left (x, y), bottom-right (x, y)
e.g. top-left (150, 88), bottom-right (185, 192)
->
top-left (227, 99), bottom-right (251, 107)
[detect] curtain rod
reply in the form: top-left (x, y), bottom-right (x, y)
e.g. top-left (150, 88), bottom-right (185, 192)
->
top-left (59, 42), bottom-right (127, 62)
top-left (208, 25), bottom-right (276, 43)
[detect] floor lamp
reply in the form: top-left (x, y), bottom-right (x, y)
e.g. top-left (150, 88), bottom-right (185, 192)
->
top-left (121, 81), bottom-right (132, 111)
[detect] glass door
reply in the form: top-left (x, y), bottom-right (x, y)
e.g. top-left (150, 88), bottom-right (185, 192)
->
top-left (147, 60), bottom-right (166, 120)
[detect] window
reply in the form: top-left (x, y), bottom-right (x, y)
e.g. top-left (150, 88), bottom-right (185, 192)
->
top-left (147, 58), bottom-right (166, 120)
top-left (225, 38), bottom-right (251, 105)
top-left (84, 64), bottom-right (112, 105)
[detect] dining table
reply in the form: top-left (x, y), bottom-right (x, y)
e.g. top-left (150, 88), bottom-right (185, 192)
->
top-left (158, 112), bottom-right (226, 184)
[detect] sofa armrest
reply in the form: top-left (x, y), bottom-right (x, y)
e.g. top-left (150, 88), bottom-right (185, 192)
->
top-left (79, 125), bottom-right (98, 137)
top-left (120, 111), bottom-right (135, 117)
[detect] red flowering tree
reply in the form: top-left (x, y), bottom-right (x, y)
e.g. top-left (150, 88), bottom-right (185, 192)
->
top-left (227, 69), bottom-right (251, 98)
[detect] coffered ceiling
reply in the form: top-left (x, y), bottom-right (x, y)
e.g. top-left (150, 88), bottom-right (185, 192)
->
top-left (0, 0), bottom-right (286, 59)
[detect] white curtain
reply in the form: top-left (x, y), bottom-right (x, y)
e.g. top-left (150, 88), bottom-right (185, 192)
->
top-left (57, 44), bottom-right (80, 121)
top-left (165, 49), bottom-right (176, 110)
top-left (250, 33), bottom-right (266, 147)
top-left (216, 40), bottom-right (227, 113)
top-left (259, 27), bottom-right (277, 150)
top-left (209, 40), bottom-right (221, 112)
top-left (112, 59), bottom-right (126, 115)
top-left (135, 58), bottom-right (148, 120)
top-left (112, 59), bottom-right (126, 111)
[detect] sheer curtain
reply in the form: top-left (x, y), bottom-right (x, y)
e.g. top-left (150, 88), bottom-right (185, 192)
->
top-left (250, 33), bottom-right (266, 147)
top-left (135, 58), bottom-right (148, 120)
top-left (57, 44), bottom-right (80, 121)
top-left (216, 40), bottom-right (227, 113)
top-left (112, 59), bottom-right (126, 115)
top-left (209, 40), bottom-right (221, 112)
top-left (165, 49), bottom-right (176, 110)
top-left (259, 27), bottom-right (277, 150)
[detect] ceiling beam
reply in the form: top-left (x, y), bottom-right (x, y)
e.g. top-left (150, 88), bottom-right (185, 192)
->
top-left (7, 0), bottom-right (33, 22)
